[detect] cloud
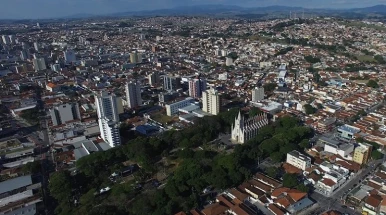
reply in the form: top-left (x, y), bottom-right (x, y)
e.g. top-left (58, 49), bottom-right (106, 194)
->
top-left (0, 0), bottom-right (385, 19)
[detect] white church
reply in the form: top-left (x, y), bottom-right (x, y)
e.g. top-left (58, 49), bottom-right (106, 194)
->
top-left (231, 111), bottom-right (269, 144)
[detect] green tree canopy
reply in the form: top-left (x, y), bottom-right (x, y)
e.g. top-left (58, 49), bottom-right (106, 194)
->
top-left (283, 173), bottom-right (298, 188)
top-left (367, 80), bottom-right (379, 88)
top-left (303, 104), bottom-right (316, 115)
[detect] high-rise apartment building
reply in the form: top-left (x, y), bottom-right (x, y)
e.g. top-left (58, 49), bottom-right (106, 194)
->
top-left (130, 51), bottom-right (142, 64)
top-left (252, 87), bottom-right (265, 102)
top-left (189, 78), bottom-right (207, 98)
top-left (1, 35), bottom-right (10, 45)
top-left (125, 81), bottom-right (142, 108)
top-left (202, 88), bottom-right (221, 115)
top-left (49, 103), bottom-right (81, 126)
top-left (32, 58), bottom-right (46, 71)
top-left (148, 72), bottom-right (160, 87)
top-left (163, 76), bottom-right (181, 91)
top-left (95, 91), bottom-right (121, 147)
top-left (64, 50), bottom-right (76, 63)
top-left (33, 42), bottom-right (39, 52)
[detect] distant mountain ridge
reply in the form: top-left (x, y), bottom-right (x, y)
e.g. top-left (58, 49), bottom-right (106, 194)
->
top-left (51, 4), bottom-right (386, 19)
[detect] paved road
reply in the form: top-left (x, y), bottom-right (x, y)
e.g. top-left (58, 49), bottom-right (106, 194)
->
top-left (309, 159), bottom-right (382, 215)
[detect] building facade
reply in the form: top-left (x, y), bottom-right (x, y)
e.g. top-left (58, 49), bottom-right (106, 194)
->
top-left (148, 72), bottom-right (160, 86)
top-left (125, 81), bottom-right (142, 109)
top-left (95, 91), bottom-right (121, 147)
top-left (286, 150), bottom-right (312, 170)
top-left (32, 58), bottom-right (46, 71)
top-left (165, 97), bottom-right (194, 116)
top-left (49, 103), bottom-right (81, 126)
top-left (163, 76), bottom-right (181, 91)
top-left (202, 88), bottom-right (221, 115)
top-left (188, 78), bottom-right (207, 98)
top-left (251, 87), bottom-right (264, 102)
top-left (231, 111), bottom-right (269, 144)
top-left (353, 143), bottom-right (372, 164)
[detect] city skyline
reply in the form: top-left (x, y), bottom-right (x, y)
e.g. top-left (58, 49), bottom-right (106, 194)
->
top-left (2, 0), bottom-right (386, 19)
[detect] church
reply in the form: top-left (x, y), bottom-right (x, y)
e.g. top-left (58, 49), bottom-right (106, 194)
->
top-left (231, 111), bottom-right (269, 144)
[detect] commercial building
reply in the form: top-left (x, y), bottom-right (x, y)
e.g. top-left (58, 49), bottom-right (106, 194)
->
top-left (125, 81), bottom-right (142, 109)
top-left (32, 58), bottom-right (46, 71)
top-left (321, 136), bottom-right (354, 160)
top-left (251, 87), bottom-right (264, 102)
top-left (163, 76), bottom-right (181, 91)
top-left (188, 77), bottom-right (207, 98)
top-left (337, 125), bottom-right (360, 139)
top-left (202, 88), bottom-right (221, 115)
top-left (49, 103), bottom-right (81, 126)
top-left (231, 111), bottom-right (269, 144)
top-left (95, 91), bottom-right (121, 147)
top-left (286, 150), bottom-right (311, 171)
top-left (165, 97), bottom-right (194, 116)
top-left (353, 143), bottom-right (372, 165)
top-left (0, 175), bottom-right (42, 215)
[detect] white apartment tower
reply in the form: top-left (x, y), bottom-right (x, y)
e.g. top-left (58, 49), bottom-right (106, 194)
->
top-left (49, 103), bottom-right (81, 126)
top-left (95, 91), bottom-right (121, 147)
top-left (125, 81), bottom-right (142, 109)
top-left (202, 88), bottom-right (221, 115)
top-left (252, 87), bottom-right (264, 102)
top-left (231, 111), bottom-right (269, 144)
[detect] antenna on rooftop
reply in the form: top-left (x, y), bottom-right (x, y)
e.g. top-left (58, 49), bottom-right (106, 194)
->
top-left (302, 9), bottom-right (305, 19)
top-left (294, 12), bottom-right (297, 20)
top-left (290, 11), bottom-right (292, 19)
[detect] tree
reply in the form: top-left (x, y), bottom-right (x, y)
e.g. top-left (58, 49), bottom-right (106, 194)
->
top-left (266, 167), bottom-right (279, 178)
top-left (372, 150), bottom-right (383, 160)
top-left (249, 107), bottom-right (262, 117)
top-left (283, 173), bottom-right (298, 188)
top-left (299, 139), bottom-right (310, 149)
top-left (49, 171), bottom-right (74, 214)
top-left (367, 80), bottom-right (379, 88)
top-left (21, 161), bottom-right (41, 174)
top-left (296, 184), bottom-right (310, 193)
top-left (303, 104), bottom-right (316, 115)
top-left (263, 83), bottom-right (277, 92)
top-left (270, 152), bottom-right (284, 163)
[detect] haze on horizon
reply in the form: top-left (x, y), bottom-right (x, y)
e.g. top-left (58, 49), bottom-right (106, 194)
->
top-left (2, 0), bottom-right (386, 19)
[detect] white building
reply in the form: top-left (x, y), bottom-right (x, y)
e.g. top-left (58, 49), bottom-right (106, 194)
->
top-left (49, 103), bottom-right (81, 126)
top-left (95, 91), bottom-right (121, 147)
top-left (202, 88), bottom-right (221, 115)
top-left (165, 97), bottom-right (194, 116)
top-left (286, 150), bottom-right (311, 170)
top-left (64, 50), bottom-right (76, 63)
top-left (1, 35), bottom-right (10, 44)
top-left (251, 87), bottom-right (264, 102)
top-left (125, 81), bottom-right (142, 109)
top-left (99, 118), bottom-right (121, 148)
top-left (231, 111), bottom-right (269, 144)
top-left (322, 137), bottom-right (354, 160)
top-left (226, 57), bottom-right (233, 66)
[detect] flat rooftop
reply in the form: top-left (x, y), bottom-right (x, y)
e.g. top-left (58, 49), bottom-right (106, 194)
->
top-left (0, 175), bottom-right (32, 194)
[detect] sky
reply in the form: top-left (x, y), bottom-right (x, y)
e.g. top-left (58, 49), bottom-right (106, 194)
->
top-left (2, 0), bottom-right (386, 19)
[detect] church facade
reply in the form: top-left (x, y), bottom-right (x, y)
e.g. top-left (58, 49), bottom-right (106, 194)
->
top-left (231, 111), bottom-right (269, 144)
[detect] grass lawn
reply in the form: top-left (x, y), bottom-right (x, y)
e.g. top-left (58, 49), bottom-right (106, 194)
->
top-left (151, 113), bottom-right (174, 125)
top-left (356, 55), bottom-right (376, 63)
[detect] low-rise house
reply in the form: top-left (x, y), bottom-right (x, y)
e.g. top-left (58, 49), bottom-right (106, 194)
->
top-left (362, 194), bottom-right (382, 215)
